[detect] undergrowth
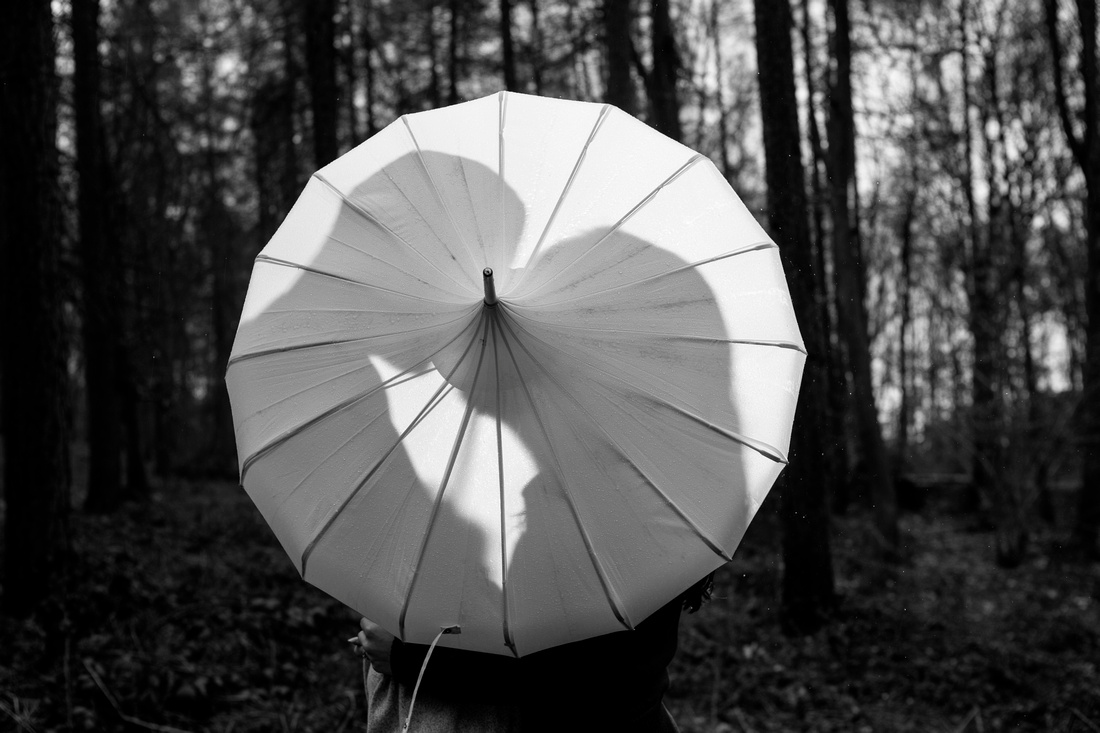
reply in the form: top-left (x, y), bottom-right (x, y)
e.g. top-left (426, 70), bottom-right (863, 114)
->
top-left (1, 480), bottom-right (1098, 732)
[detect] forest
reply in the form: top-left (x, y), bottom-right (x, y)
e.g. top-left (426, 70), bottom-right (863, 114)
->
top-left (1, 0), bottom-right (1099, 730)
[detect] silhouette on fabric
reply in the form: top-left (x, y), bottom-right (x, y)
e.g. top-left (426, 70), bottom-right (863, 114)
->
top-left (227, 149), bottom-right (790, 660)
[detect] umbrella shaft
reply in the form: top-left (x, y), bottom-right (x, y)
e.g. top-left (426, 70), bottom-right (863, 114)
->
top-left (483, 268), bottom-right (498, 306)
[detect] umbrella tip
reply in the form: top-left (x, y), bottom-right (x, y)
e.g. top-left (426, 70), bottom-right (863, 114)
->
top-left (483, 268), bottom-right (498, 306)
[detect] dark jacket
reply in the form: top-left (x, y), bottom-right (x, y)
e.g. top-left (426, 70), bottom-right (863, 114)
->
top-left (389, 597), bottom-right (683, 732)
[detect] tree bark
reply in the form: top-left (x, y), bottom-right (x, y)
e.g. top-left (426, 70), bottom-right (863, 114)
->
top-left (426, 6), bottom-right (442, 109)
top-left (603, 0), bottom-right (636, 115)
top-left (800, 0), bottom-right (849, 512)
top-left (529, 0), bottom-right (544, 95)
top-left (119, 348), bottom-right (148, 497)
top-left (341, 0), bottom-right (361, 144)
top-left (957, 0), bottom-right (1001, 522)
top-left (74, 0), bottom-right (125, 512)
top-left (305, 0), bottom-right (339, 166)
top-left (282, 0), bottom-right (302, 196)
top-left (710, 0), bottom-right (732, 179)
top-left (897, 169), bottom-right (916, 484)
top-left (253, 77), bottom-right (296, 240)
top-left (648, 0), bottom-right (682, 141)
top-left (753, 0), bottom-right (835, 634)
top-left (1, 0), bottom-right (70, 616)
top-left (448, 0), bottom-right (461, 104)
top-left (501, 0), bottom-right (518, 91)
top-left (362, 0), bottom-right (378, 136)
top-left (825, 0), bottom-right (898, 552)
top-left (201, 28), bottom-right (239, 479)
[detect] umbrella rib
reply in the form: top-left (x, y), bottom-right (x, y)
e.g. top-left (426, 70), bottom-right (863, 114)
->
top-left (489, 313), bottom-right (518, 657)
top-left (513, 104), bottom-right (611, 279)
top-left (495, 317), bottom-right (734, 563)
top-left (253, 254), bottom-right (467, 306)
top-left (320, 230), bottom-right (454, 290)
top-left (273, 407), bottom-right (396, 511)
top-left (300, 383), bottom-right (456, 578)
top-left (509, 240), bottom-right (778, 309)
top-left (494, 314), bottom-right (636, 632)
top-left (497, 92), bottom-right (507, 285)
top-left (502, 309), bottom-right (790, 465)
top-left (311, 172), bottom-right (472, 295)
top-left (240, 365), bottom-right (429, 484)
top-left (299, 312), bottom-right (489, 576)
top-left (401, 116), bottom-right (483, 276)
top-left (239, 313), bottom-right (482, 482)
top-left (227, 309), bottom-right (479, 368)
top-left (397, 314), bottom-right (493, 640)
top-left (499, 312), bottom-right (807, 355)
top-left (518, 153), bottom-right (705, 301)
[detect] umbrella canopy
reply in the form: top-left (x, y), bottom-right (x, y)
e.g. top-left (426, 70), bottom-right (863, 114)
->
top-left (226, 91), bottom-right (805, 658)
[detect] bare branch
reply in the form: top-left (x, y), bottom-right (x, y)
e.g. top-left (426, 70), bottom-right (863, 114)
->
top-left (1044, 0), bottom-right (1087, 165)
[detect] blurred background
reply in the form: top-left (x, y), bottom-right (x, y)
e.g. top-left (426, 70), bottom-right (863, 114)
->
top-left (1, 0), bottom-right (1098, 731)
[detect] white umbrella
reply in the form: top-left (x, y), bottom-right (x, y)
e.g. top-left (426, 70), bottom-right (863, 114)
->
top-left (226, 91), bottom-right (804, 658)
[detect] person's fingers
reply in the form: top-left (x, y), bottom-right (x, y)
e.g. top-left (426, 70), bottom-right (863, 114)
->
top-left (357, 630), bottom-right (368, 647)
top-left (360, 617), bottom-right (372, 632)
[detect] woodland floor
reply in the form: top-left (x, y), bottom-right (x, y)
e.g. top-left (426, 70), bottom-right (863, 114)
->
top-left (1, 478), bottom-right (1099, 733)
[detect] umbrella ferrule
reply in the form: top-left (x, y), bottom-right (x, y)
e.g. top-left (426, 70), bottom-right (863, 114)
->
top-left (482, 268), bottom-right (498, 306)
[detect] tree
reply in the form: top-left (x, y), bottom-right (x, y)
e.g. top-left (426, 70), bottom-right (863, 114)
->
top-left (501, 0), bottom-right (518, 90)
top-left (753, 0), bottom-right (836, 633)
top-left (1, 0), bottom-right (70, 616)
top-left (1046, 0), bottom-right (1100, 559)
top-left (824, 0), bottom-right (898, 553)
top-left (362, 0), bottom-right (379, 135)
top-left (798, 0), bottom-right (849, 512)
top-left (647, 0), bottom-right (682, 141)
top-left (305, 0), bottom-right (339, 166)
top-left (603, 0), bottom-right (637, 114)
top-left (74, 0), bottom-right (126, 512)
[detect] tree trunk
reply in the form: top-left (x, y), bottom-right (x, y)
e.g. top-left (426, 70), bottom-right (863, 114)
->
top-left (501, 0), bottom-right (518, 91)
top-left (426, 6), bottom-right (442, 109)
top-left (957, 0), bottom-right (994, 515)
top-left (119, 347), bottom-right (148, 497)
top-left (603, 0), bottom-right (636, 115)
top-left (825, 0), bottom-right (898, 552)
top-left (341, 0), bottom-right (361, 144)
top-left (753, 0), bottom-right (835, 634)
top-left (362, 0), bottom-right (378, 136)
top-left (1046, 0), bottom-right (1099, 558)
top-left (448, 0), bottom-right (460, 104)
top-left (254, 47), bottom-right (298, 242)
top-left (74, 0), bottom-right (124, 512)
top-left (648, 0), bottom-right (682, 141)
top-left (304, 0), bottom-right (339, 166)
top-left (529, 0), bottom-right (544, 95)
top-left (710, 0), bottom-right (732, 179)
top-left (897, 169), bottom-right (916, 486)
top-left (1, 0), bottom-right (70, 617)
top-left (800, 0), bottom-right (848, 512)
top-left (201, 34), bottom-right (238, 479)
top-left (1078, 0), bottom-right (1100, 558)
top-left (282, 0), bottom-right (302, 196)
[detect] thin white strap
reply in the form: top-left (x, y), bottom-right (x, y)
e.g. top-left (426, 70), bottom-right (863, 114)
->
top-left (402, 625), bottom-right (460, 732)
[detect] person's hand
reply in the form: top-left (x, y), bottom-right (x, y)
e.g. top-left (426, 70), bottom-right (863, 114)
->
top-left (354, 617), bottom-right (396, 676)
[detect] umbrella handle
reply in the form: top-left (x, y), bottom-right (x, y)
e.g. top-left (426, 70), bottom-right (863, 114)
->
top-left (403, 625), bottom-right (461, 732)
top-left (483, 268), bottom-right (498, 306)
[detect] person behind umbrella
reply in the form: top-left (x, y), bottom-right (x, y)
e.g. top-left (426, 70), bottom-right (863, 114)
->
top-left (355, 572), bottom-right (713, 732)
top-left (228, 96), bottom-right (794, 731)
top-left (320, 153), bottom-right (748, 732)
